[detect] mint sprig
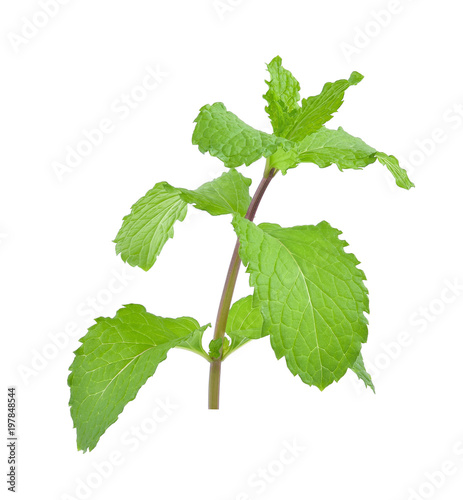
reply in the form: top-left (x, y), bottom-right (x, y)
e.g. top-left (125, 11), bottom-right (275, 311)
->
top-left (69, 56), bottom-right (412, 450)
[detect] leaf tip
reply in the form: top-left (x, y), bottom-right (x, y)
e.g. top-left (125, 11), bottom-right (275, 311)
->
top-left (349, 71), bottom-right (364, 85)
top-left (267, 55), bottom-right (282, 68)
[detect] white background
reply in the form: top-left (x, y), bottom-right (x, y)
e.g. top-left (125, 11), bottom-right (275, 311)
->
top-left (2, 1), bottom-right (463, 499)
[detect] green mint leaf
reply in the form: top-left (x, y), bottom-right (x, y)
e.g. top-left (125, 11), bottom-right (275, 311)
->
top-left (287, 72), bottom-right (363, 141)
top-left (376, 152), bottom-right (415, 190)
top-left (266, 126), bottom-right (377, 175)
top-left (222, 295), bottom-right (264, 359)
top-left (175, 169), bottom-right (252, 217)
top-left (114, 182), bottom-right (188, 271)
top-left (296, 126), bottom-right (376, 170)
top-left (68, 304), bottom-right (209, 451)
top-left (226, 295), bottom-right (264, 340)
top-left (265, 147), bottom-right (300, 174)
top-left (264, 56), bottom-right (301, 137)
top-left (268, 127), bottom-right (414, 189)
top-left (351, 352), bottom-right (375, 393)
top-left (192, 102), bottom-right (291, 168)
top-left (232, 216), bottom-right (369, 390)
top-left (115, 170), bottom-right (254, 271)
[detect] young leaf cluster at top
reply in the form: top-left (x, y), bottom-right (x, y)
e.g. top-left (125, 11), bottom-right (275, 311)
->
top-left (68, 56), bottom-right (413, 452)
top-left (193, 56), bottom-right (414, 188)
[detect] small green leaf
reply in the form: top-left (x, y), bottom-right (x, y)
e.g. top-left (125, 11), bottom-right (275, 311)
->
top-left (233, 216), bottom-right (369, 390)
top-left (208, 338), bottom-right (229, 360)
top-left (264, 56), bottom-right (301, 137)
top-left (287, 72), bottom-right (363, 141)
top-left (192, 102), bottom-right (291, 168)
top-left (223, 295), bottom-right (265, 359)
top-left (114, 182), bottom-right (188, 271)
top-left (115, 171), bottom-right (253, 271)
top-left (226, 295), bottom-right (264, 340)
top-left (266, 146), bottom-right (299, 174)
top-left (176, 169), bottom-right (252, 216)
top-left (68, 304), bottom-right (209, 451)
top-left (351, 352), bottom-right (376, 393)
top-left (376, 152), bottom-right (415, 190)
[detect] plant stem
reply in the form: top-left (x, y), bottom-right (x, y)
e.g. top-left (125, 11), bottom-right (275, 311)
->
top-left (208, 167), bottom-right (276, 409)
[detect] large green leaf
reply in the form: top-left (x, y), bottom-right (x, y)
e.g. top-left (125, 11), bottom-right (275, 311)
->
top-left (233, 216), bottom-right (369, 390)
top-left (286, 71), bottom-right (364, 141)
top-left (192, 102), bottom-right (291, 168)
top-left (264, 56), bottom-right (301, 137)
top-left (68, 304), bottom-right (209, 451)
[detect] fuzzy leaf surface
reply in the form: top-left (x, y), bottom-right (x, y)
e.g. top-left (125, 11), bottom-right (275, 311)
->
top-left (233, 217), bottom-right (369, 390)
top-left (226, 295), bottom-right (264, 340)
top-left (264, 56), bottom-right (301, 137)
top-left (267, 127), bottom-right (414, 189)
top-left (287, 71), bottom-right (364, 141)
top-left (68, 304), bottom-right (208, 451)
top-left (296, 126), bottom-right (377, 170)
top-left (114, 183), bottom-right (187, 271)
top-left (192, 102), bottom-right (291, 168)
